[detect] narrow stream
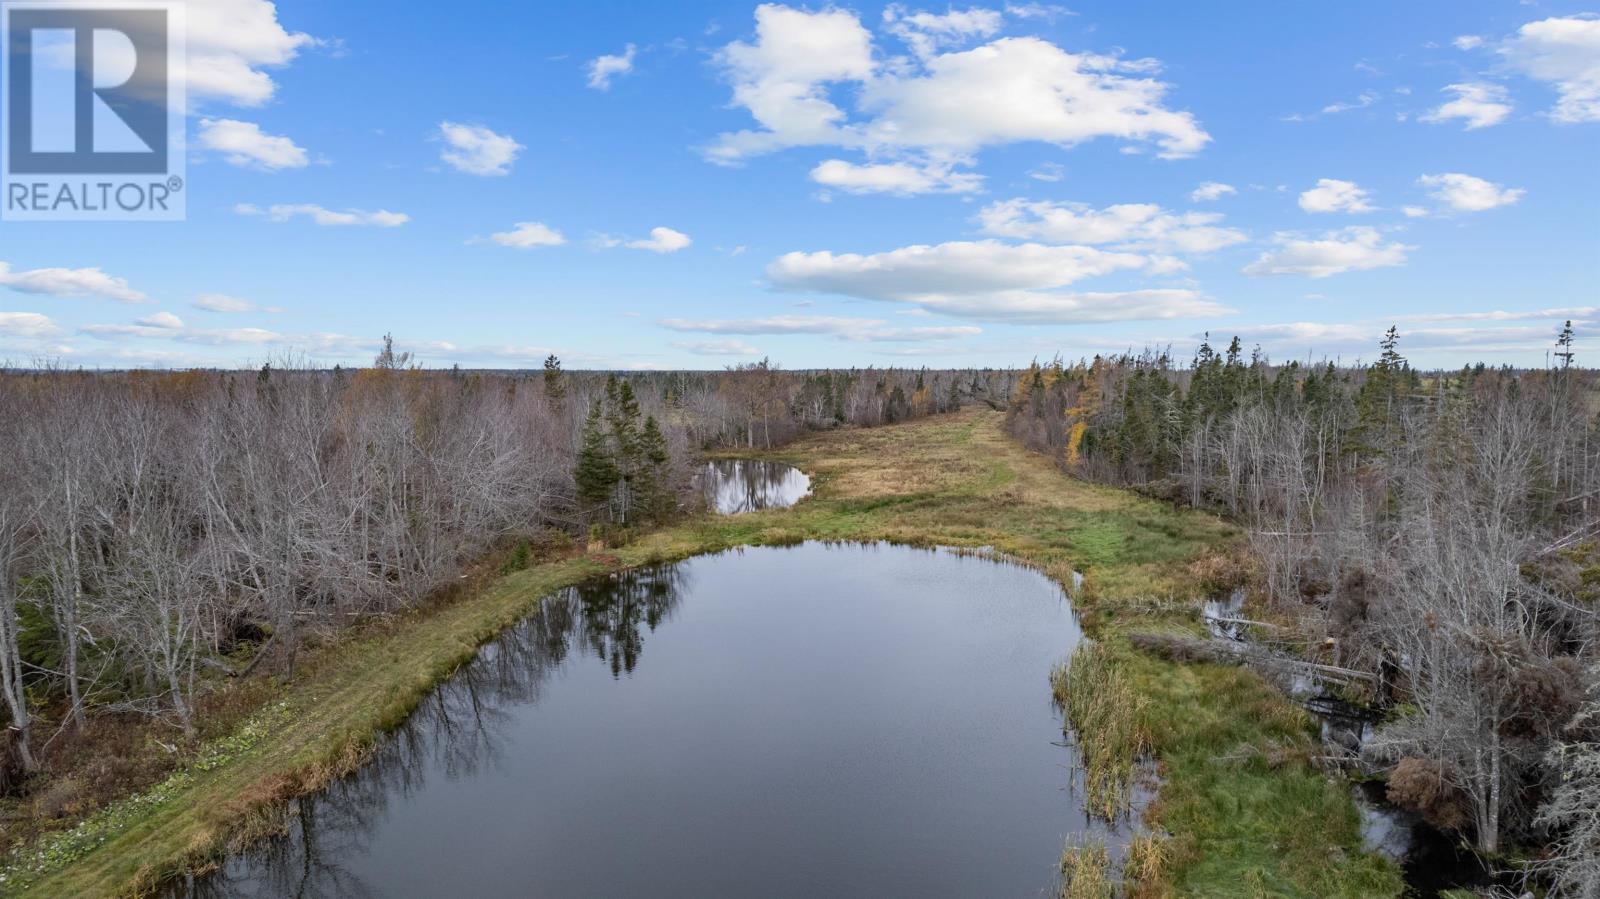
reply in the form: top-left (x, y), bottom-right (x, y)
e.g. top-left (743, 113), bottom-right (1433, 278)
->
top-left (1201, 589), bottom-right (1496, 897)
top-left (167, 543), bottom-right (1089, 898)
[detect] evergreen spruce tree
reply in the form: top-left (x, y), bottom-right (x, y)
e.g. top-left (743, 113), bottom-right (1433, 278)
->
top-left (1355, 326), bottom-right (1413, 454)
top-left (636, 415), bottom-right (672, 522)
top-left (1555, 320), bottom-right (1577, 369)
top-left (543, 354), bottom-right (566, 405)
top-left (595, 378), bottom-right (644, 522)
top-left (575, 404), bottom-right (619, 520)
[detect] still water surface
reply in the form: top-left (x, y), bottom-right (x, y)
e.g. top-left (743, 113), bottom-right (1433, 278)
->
top-left (700, 459), bottom-right (811, 514)
top-left (171, 543), bottom-right (1085, 898)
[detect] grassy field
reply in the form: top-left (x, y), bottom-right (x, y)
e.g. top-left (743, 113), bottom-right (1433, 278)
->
top-left (3, 410), bottom-right (1400, 897)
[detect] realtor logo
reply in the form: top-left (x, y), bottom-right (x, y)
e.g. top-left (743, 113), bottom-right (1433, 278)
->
top-left (1, 1), bottom-right (185, 221)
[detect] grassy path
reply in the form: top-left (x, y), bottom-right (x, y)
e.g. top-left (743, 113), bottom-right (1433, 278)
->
top-left (6, 410), bottom-right (1400, 897)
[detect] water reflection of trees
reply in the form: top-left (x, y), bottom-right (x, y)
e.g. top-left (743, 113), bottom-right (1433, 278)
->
top-left (167, 565), bottom-right (687, 898)
top-left (703, 460), bottom-right (809, 514)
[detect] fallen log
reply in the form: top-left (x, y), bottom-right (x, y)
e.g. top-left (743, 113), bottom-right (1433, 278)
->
top-left (1130, 631), bottom-right (1377, 686)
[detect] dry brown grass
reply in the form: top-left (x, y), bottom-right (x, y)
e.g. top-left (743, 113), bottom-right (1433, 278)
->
top-left (1057, 837), bottom-right (1115, 899)
top-left (1123, 831), bottom-right (1172, 898)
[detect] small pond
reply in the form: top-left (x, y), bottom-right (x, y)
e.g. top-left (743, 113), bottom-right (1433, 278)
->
top-left (167, 543), bottom-right (1088, 898)
top-left (700, 459), bottom-right (811, 514)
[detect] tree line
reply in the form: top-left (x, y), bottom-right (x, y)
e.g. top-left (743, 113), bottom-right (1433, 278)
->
top-left (1007, 324), bottom-right (1600, 890)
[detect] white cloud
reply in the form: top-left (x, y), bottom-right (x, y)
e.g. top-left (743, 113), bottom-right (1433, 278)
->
top-left (708, 4), bottom-right (1210, 180)
top-left (710, 4), bottom-right (875, 163)
top-left (185, 0), bottom-right (317, 108)
top-left (626, 227), bottom-right (692, 253)
top-left (0, 312), bottom-right (61, 338)
top-left (766, 239), bottom-right (1227, 322)
top-left (1417, 172), bottom-right (1524, 212)
top-left (882, 4), bottom-right (1003, 60)
top-left (659, 314), bottom-right (982, 342)
top-left (1453, 35), bottom-right (1485, 51)
top-left (1322, 90), bottom-right (1379, 114)
top-left (977, 199), bottom-right (1248, 253)
top-left (770, 240), bottom-right (1145, 297)
top-left (810, 158), bottom-right (983, 195)
top-left (1498, 16), bottom-right (1600, 123)
top-left (1402, 205), bottom-right (1430, 218)
top-left (587, 44), bottom-right (637, 90)
top-left (855, 38), bottom-right (1208, 158)
top-left (1190, 181), bottom-right (1236, 202)
top-left (1298, 178), bottom-right (1375, 214)
top-left (1421, 82), bottom-right (1513, 129)
top-left (137, 311), bottom-right (184, 329)
top-left (1028, 162), bottom-right (1064, 182)
top-left (197, 118), bottom-right (308, 170)
top-left (0, 262), bottom-right (147, 303)
top-left (437, 122), bottom-right (524, 176)
top-left (1395, 305), bottom-right (1596, 324)
top-left (193, 293), bottom-right (281, 314)
top-left (899, 288), bottom-right (1225, 323)
top-left (1242, 227), bottom-right (1412, 278)
top-left (671, 339), bottom-right (762, 356)
top-left (1005, 3), bottom-right (1073, 22)
top-left (235, 203), bottom-right (409, 227)
top-left (486, 221), bottom-right (567, 249)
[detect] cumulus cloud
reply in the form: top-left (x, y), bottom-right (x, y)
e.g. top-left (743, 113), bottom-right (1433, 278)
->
top-left (1190, 181), bottom-right (1236, 202)
top-left (1417, 173), bottom-right (1524, 212)
top-left (587, 44), bottom-right (637, 90)
top-left (1421, 82), bottom-right (1513, 129)
top-left (0, 312), bottom-right (61, 338)
top-left (659, 314), bottom-right (982, 342)
top-left (765, 240), bottom-right (1227, 322)
top-left (235, 203), bottom-right (409, 227)
top-left (0, 262), bottom-right (147, 303)
top-left (197, 118), bottom-right (308, 170)
top-left (486, 221), bottom-right (567, 249)
top-left (185, 0), bottom-right (318, 108)
top-left (707, 4), bottom-right (1209, 188)
top-left (193, 293), bottom-right (281, 314)
top-left (810, 158), bottom-right (983, 195)
top-left (437, 122), bottom-right (524, 176)
top-left (977, 199), bottom-right (1248, 253)
top-left (1298, 178), bottom-right (1375, 214)
top-left (1498, 15), bottom-right (1600, 123)
top-left (626, 227), bottom-right (693, 253)
top-left (1242, 227), bottom-right (1412, 278)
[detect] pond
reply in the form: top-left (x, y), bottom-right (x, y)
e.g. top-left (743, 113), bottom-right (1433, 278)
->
top-left (167, 543), bottom-right (1088, 898)
top-left (700, 459), bottom-right (811, 514)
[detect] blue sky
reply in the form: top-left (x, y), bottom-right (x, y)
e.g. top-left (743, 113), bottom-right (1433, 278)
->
top-left (0, 0), bottom-right (1596, 370)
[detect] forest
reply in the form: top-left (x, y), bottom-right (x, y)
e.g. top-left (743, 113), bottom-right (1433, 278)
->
top-left (2, 327), bottom-right (1597, 896)
top-left (0, 344), bottom-right (1001, 830)
top-left (1008, 324), bottom-right (1600, 894)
